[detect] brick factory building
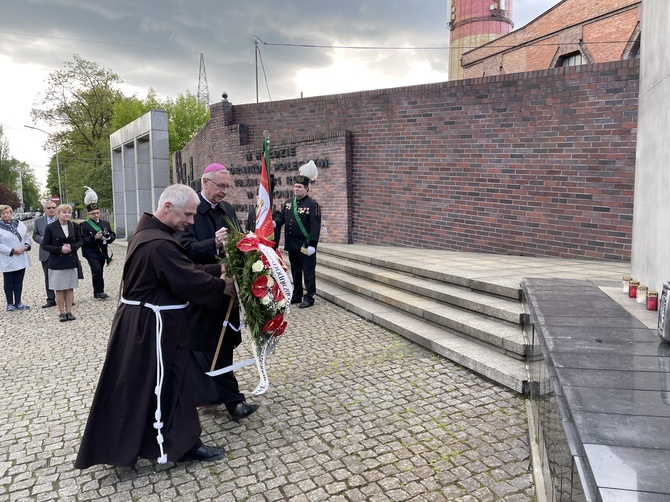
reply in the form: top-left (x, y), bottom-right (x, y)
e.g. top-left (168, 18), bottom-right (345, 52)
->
top-left (461, 0), bottom-right (640, 79)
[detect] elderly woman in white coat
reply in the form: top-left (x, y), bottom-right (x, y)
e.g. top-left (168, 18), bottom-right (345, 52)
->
top-left (0, 205), bottom-right (32, 311)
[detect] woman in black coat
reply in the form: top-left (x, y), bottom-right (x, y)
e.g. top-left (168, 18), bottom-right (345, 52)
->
top-left (42, 204), bottom-right (83, 321)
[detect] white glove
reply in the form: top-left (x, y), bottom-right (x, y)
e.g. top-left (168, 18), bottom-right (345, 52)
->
top-left (307, 246), bottom-right (316, 256)
top-left (272, 221), bottom-right (276, 228)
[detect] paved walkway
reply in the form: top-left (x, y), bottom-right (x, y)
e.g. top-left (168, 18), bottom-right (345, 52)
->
top-left (0, 244), bottom-right (538, 501)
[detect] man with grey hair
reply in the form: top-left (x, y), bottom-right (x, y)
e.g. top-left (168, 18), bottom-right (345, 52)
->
top-left (32, 200), bottom-right (58, 308)
top-left (76, 184), bottom-right (234, 468)
top-left (178, 163), bottom-right (259, 420)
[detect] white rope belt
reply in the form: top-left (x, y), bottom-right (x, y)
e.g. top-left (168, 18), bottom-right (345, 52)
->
top-left (121, 297), bottom-right (188, 464)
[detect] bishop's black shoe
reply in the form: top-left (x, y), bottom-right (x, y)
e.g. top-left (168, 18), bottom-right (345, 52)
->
top-left (179, 443), bottom-right (224, 462)
top-left (290, 297), bottom-right (303, 305)
top-left (298, 300), bottom-right (314, 308)
top-left (230, 402), bottom-right (259, 420)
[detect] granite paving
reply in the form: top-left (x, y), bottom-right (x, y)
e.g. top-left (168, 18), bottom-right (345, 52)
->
top-left (0, 244), bottom-right (535, 501)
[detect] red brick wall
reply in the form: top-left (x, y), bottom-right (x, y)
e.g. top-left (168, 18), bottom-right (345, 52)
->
top-left (179, 59), bottom-right (638, 261)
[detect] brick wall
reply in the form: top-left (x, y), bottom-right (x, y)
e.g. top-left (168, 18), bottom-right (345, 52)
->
top-left (180, 59), bottom-right (638, 261)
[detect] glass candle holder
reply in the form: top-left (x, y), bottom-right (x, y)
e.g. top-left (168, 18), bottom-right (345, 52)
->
top-left (637, 286), bottom-right (648, 304)
top-left (647, 291), bottom-right (658, 311)
top-left (629, 281), bottom-right (639, 299)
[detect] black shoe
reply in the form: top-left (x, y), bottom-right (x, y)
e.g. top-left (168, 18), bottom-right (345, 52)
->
top-left (95, 292), bottom-right (110, 300)
top-left (66, 313), bottom-right (76, 321)
top-left (179, 444), bottom-right (224, 462)
top-left (290, 297), bottom-right (303, 305)
top-left (59, 314), bottom-right (68, 322)
top-left (42, 301), bottom-right (57, 309)
top-left (230, 402), bottom-right (259, 420)
top-left (298, 300), bottom-right (314, 308)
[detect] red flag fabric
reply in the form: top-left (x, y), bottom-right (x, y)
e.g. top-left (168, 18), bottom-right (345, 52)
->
top-left (255, 139), bottom-right (274, 240)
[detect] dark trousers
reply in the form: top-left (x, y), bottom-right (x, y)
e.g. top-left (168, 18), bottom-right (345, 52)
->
top-left (41, 260), bottom-right (55, 302)
top-left (190, 330), bottom-right (245, 412)
top-left (288, 250), bottom-right (317, 302)
top-left (85, 255), bottom-right (106, 294)
top-left (3, 269), bottom-right (26, 306)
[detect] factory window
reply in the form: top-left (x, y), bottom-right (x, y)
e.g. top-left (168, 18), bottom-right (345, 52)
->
top-left (556, 52), bottom-right (582, 67)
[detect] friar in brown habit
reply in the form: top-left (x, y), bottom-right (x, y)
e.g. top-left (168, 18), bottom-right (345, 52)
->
top-left (76, 184), bottom-right (235, 469)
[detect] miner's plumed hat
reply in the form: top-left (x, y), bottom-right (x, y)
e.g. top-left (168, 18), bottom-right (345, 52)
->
top-left (203, 163), bottom-right (228, 174)
top-left (83, 186), bottom-right (99, 212)
top-left (296, 160), bottom-right (318, 187)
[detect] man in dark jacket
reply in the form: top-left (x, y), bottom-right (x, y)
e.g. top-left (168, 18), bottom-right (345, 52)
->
top-left (274, 169), bottom-right (321, 308)
top-left (76, 184), bottom-right (231, 468)
top-left (32, 201), bottom-right (58, 308)
top-left (80, 202), bottom-right (116, 299)
top-left (177, 163), bottom-right (259, 420)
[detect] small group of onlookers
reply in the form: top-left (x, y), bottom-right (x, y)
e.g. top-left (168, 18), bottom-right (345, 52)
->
top-left (2, 198), bottom-right (115, 321)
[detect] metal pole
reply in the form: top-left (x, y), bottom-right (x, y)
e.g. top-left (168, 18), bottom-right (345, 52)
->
top-left (55, 150), bottom-right (62, 202)
top-left (255, 39), bottom-right (259, 104)
top-left (24, 125), bottom-right (63, 201)
top-left (17, 169), bottom-right (24, 212)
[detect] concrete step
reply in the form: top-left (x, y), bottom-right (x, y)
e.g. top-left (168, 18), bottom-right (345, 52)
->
top-left (318, 253), bottom-right (524, 324)
top-left (317, 280), bottom-right (528, 394)
top-left (317, 243), bottom-right (522, 300)
top-left (317, 265), bottom-right (527, 359)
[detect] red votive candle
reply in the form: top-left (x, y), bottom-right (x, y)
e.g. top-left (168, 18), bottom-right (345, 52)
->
top-left (628, 281), bottom-right (639, 299)
top-left (647, 291), bottom-right (658, 311)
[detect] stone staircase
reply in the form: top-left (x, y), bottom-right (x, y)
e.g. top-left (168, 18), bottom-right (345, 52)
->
top-left (313, 244), bottom-right (530, 393)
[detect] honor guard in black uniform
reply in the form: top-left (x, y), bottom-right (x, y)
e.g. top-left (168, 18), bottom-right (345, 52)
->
top-left (80, 187), bottom-right (115, 299)
top-left (274, 160), bottom-right (321, 308)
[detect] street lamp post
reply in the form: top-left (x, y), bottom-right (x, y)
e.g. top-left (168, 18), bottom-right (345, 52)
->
top-left (24, 125), bottom-right (62, 203)
top-left (16, 169), bottom-right (24, 212)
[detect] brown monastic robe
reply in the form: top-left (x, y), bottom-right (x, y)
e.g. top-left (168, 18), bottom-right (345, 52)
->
top-left (75, 213), bottom-right (228, 468)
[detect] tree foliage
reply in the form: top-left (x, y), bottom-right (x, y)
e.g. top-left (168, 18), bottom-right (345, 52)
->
top-left (166, 91), bottom-right (210, 153)
top-left (30, 55), bottom-right (210, 210)
top-left (0, 126), bottom-right (41, 210)
top-left (31, 54), bottom-right (123, 209)
top-left (0, 125), bottom-right (14, 187)
top-left (114, 88), bottom-right (210, 155)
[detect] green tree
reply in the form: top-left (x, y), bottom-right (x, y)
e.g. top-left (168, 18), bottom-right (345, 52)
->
top-left (12, 161), bottom-right (41, 211)
top-left (31, 57), bottom-right (210, 209)
top-left (0, 127), bottom-right (40, 210)
top-left (0, 125), bottom-right (16, 189)
top-left (113, 90), bottom-right (209, 184)
top-left (44, 154), bottom-right (60, 200)
top-left (31, 54), bottom-right (123, 209)
top-left (165, 91), bottom-right (210, 153)
top-left (114, 89), bottom-right (210, 155)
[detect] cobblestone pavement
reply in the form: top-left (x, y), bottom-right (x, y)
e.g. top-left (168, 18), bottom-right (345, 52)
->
top-left (0, 244), bottom-right (534, 501)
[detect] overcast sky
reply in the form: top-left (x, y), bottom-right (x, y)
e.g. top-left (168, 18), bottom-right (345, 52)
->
top-left (0, 0), bottom-right (560, 194)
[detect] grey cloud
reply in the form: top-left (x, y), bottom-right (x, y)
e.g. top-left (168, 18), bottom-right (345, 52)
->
top-left (1, 0), bottom-right (559, 106)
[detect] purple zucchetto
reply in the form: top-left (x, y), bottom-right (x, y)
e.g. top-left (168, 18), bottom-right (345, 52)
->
top-left (203, 163), bottom-right (228, 174)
